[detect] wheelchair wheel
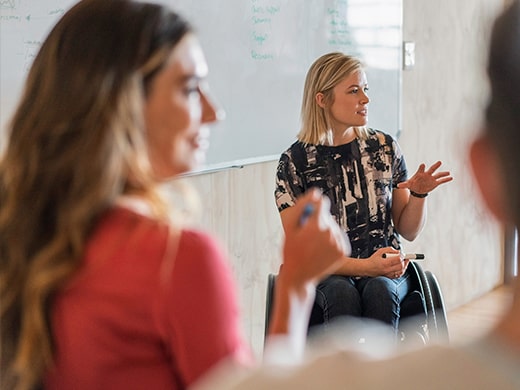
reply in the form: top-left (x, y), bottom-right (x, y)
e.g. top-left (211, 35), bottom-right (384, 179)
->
top-left (426, 270), bottom-right (449, 342)
top-left (405, 262), bottom-right (432, 341)
top-left (411, 262), bottom-right (449, 343)
top-left (264, 273), bottom-right (276, 340)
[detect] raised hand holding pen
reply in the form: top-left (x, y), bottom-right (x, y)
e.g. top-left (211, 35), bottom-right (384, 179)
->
top-left (268, 188), bottom-right (349, 352)
top-left (281, 188), bottom-right (349, 290)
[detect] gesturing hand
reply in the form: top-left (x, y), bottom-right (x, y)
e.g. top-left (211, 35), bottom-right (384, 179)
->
top-left (397, 160), bottom-right (453, 194)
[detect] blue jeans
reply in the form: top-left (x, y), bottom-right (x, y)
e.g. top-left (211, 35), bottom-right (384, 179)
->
top-left (309, 274), bottom-right (412, 334)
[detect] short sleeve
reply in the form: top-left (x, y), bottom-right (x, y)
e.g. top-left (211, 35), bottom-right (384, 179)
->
top-left (156, 230), bottom-right (251, 388)
top-left (274, 151), bottom-right (305, 212)
top-left (391, 137), bottom-right (408, 186)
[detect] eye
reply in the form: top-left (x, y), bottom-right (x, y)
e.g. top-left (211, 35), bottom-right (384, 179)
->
top-left (183, 85), bottom-right (200, 97)
top-left (364, 86), bottom-right (370, 93)
top-left (183, 78), bottom-right (202, 97)
top-left (349, 88), bottom-right (359, 94)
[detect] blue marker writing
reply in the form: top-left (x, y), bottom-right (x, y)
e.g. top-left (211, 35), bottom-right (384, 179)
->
top-left (299, 203), bottom-right (314, 226)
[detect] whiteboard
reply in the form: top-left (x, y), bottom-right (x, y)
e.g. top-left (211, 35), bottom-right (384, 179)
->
top-left (0, 0), bottom-right (402, 172)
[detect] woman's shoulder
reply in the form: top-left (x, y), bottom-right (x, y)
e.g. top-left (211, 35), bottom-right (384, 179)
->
top-left (94, 207), bottom-right (228, 275)
top-left (283, 140), bottom-right (329, 158)
top-left (282, 140), bottom-right (308, 155)
top-left (278, 140), bottom-right (313, 167)
top-left (177, 228), bottom-right (223, 257)
top-left (366, 127), bottom-right (393, 139)
top-left (94, 206), bottom-right (220, 256)
top-left (363, 128), bottom-right (399, 147)
top-left (121, 206), bottom-right (221, 251)
top-left (93, 206), bottom-right (170, 245)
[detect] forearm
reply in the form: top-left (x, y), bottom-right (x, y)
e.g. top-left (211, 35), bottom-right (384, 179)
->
top-left (333, 255), bottom-right (390, 277)
top-left (394, 196), bottom-right (427, 241)
top-left (393, 160), bottom-right (452, 240)
top-left (269, 274), bottom-right (316, 335)
top-left (264, 273), bottom-right (315, 364)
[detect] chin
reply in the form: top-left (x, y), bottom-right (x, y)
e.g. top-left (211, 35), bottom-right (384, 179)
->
top-left (169, 149), bottom-right (206, 176)
top-left (175, 162), bottom-right (197, 176)
top-left (152, 163), bottom-right (190, 180)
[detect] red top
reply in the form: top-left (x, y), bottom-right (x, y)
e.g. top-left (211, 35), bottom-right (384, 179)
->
top-left (44, 206), bottom-right (250, 389)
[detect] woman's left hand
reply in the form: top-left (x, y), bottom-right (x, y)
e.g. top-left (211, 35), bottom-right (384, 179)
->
top-left (397, 160), bottom-right (453, 195)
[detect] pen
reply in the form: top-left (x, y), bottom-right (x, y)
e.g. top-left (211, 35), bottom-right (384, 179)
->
top-left (299, 203), bottom-right (314, 226)
top-left (383, 253), bottom-right (425, 260)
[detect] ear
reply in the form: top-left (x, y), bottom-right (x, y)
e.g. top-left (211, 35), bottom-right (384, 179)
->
top-left (315, 92), bottom-right (326, 108)
top-left (469, 135), bottom-right (507, 222)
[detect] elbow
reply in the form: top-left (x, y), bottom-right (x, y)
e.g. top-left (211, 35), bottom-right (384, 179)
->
top-left (401, 231), bottom-right (419, 242)
top-left (394, 217), bottom-right (426, 242)
top-left (398, 225), bottom-right (424, 242)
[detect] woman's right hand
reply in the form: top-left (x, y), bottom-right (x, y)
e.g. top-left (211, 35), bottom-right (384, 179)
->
top-left (268, 189), bottom-right (348, 341)
top-left (367, 247), bottom-right (408, 278)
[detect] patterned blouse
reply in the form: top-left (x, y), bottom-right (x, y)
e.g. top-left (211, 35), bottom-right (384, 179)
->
top-left (275, 129), bottom-right (408, 258)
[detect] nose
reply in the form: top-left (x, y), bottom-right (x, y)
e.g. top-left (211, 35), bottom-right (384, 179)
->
top-left (200, 90), bottom-right (222, 124)
top-left (360, 90), bottom-right (370, 104)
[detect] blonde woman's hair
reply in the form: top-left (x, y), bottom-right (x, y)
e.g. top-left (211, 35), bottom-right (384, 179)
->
top-left (0, 0), bottom-right (192, 388)
top-left (298, 52), bottom-right (369, 145)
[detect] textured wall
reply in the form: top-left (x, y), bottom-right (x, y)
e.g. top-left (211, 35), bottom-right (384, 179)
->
top-left (174, 0), bottom-right (506, 357)
top-left (399, 0), bottom-right (505, 308)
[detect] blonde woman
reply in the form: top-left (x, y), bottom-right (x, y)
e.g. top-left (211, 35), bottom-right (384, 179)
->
top-left (0, 1), bottom-right (347, 389)
top-left (203, 3), bottom-right (520, 387)
top-left (275, 52), bottom-right (452, 335)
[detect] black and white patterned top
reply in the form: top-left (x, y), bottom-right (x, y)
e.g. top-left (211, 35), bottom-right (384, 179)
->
top-left (275, 129), bottom-right (408, 259)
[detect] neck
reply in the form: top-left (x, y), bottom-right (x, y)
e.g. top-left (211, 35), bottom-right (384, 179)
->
top-left (328, 127), bottom-right (357, 146)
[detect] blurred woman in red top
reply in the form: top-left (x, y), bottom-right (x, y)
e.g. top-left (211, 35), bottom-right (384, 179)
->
top-left (0, 1), bottom-right (347, 389)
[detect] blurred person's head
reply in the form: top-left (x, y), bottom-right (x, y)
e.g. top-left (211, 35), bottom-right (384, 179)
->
top-left (470, 0), bottom-right (520, 229)
top-left (0, 1), bottom-right (218, 388)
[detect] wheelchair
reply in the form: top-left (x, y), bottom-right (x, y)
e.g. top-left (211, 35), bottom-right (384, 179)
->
top-left (264, 261), bottom-right (449, 345)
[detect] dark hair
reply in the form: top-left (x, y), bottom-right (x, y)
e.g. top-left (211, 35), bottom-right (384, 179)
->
top-left (485, 0), bottom-right (520, 226)
top-left (0, 1), bottom-right (191, 389)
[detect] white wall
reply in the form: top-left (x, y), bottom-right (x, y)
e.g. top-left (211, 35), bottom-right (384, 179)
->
top-left (174, 0), bottom-right (506, 357)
